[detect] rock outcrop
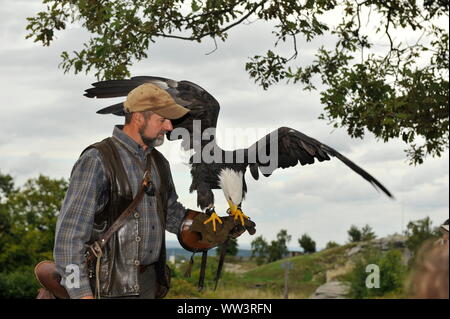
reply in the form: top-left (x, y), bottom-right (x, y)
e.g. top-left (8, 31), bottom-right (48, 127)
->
top-left (310, 281), bottom-right (351, 299)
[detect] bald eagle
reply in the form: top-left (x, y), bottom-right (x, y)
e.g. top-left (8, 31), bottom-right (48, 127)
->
top-left (84, 76), bottom-right (393, 232)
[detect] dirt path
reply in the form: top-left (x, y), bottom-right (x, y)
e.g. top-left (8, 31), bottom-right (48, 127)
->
top-left (224, 263), bottom-right (248, 274)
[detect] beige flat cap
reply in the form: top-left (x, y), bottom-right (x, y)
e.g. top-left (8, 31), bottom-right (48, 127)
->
top-left (124, 83), bottom-right (190, 119)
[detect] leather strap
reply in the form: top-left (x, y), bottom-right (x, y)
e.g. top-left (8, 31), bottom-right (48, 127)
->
top-left (198, 251), bottom-right (208, 291)
top-left (149, 150), bottom-right (168, 226)
top-left (214, 238), bottom-right (229, 291)
top-left (184, 253), bottom-right (195, 278)
top-left (86, 164), bottom-right (152, 263)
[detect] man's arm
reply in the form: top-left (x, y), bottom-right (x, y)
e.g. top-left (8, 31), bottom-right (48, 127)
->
top-left (53, 149), bottom-right (108, 299)
top-left (164, 162), bottom-right (188, 234)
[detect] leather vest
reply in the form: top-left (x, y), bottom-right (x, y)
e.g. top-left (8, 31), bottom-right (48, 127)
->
top-left (81, 137), bottom-right (168, 297)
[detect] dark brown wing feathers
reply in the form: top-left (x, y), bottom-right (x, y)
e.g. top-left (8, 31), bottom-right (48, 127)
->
top-left (247, 127), bottom-right (393, 198)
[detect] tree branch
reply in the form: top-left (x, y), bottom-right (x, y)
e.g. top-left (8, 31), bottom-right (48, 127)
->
top-left (154, 2), bottom-right (263, 41)
top-left (205, 37), bottom-right (218, 55)
top-left (286, 33), bottom-right (298, 62)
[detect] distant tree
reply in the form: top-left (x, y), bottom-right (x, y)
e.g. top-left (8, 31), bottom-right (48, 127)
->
top-left (0, 174), bottom-right (68, 272)
top-left (268, 229), bottom-right (292, 262)
top-left (216, 237), bottom-right (238, 257)
top-left (361, 224), bottom-right (377, 241)
top-left (348, 225), bottom-right (362, 243)
top-left (0, 174), bottom-right (68, 298)
top-left (405, 217), bottom-right (440, 256)
top-left (348, 224), bottom-right (376, 242)
top-left (267, 241), bottom-right (283, 263)
top-left (251, 236), bottom-right (269, 265)
top-left (298, 233), bottom-right (316, 254)
top-left (325, 241), bottom-right (340, 250)
top-left (0, 172), bottom-right (16, 254)
top-left (0, 171), bottom-right (15, 202)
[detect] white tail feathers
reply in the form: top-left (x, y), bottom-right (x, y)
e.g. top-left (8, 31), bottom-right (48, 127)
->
top-left (218, 168), bottom-right (244, 205)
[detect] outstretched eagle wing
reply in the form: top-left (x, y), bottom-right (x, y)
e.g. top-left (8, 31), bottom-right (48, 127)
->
top-left (244, 127), bottom-right (393, 198)
top-left (84, 76), bottom-right (220, 150)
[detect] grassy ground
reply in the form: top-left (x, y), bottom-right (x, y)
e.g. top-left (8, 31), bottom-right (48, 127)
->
top-left (166, 243), bottom-right (360, 299)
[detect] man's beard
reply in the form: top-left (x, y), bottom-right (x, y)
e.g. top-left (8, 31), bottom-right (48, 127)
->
top-left (142, 135), bottom-right (165, 147)
top-left (139, 124), bottom-right (165, 147)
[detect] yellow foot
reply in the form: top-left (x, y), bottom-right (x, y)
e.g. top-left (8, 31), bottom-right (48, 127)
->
top-left (231, 208), bottom-right (249, 227)
top-left (203, 211), bottom-right (222, 232)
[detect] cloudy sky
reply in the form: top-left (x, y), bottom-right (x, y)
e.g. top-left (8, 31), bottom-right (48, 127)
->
top-left (1, 1), bottom-right (448, 250)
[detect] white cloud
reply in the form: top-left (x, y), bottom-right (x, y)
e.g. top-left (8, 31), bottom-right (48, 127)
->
top-left (1, 0), bottom-right (448, 251)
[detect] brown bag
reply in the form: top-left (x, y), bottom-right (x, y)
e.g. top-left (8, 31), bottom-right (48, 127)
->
top-left (34, 261), bottom-right (174, 299)
top-left (36, 288), bottom-right (56, 299)
top-left (34, 261), bottom-right (69, 299)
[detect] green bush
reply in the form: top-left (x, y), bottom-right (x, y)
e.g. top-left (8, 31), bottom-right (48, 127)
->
top-left (166, 277), bottom-right (200, 298)
top-left (0, 266), bottom-right (40, 299)
top-left (347, 249), bottom-right (407, 298)
top-left (325, 241), bottom-right (340, 250)
top-left (377, 250), bottom-right (407, 294)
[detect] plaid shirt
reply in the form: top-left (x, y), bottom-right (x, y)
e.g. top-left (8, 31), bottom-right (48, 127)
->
top-left (54, 125), bottom-right (186, 299)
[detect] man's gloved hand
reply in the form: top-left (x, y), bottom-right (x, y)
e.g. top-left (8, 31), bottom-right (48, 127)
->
top-left (229, 218), bottom-right (256, 239)
top-left (188, 211), bottom-right (256, 247)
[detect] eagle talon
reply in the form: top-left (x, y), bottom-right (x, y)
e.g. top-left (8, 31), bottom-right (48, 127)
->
top-left (203, 211), bottom-right (222, 232)
top-left (233, 208), bottom-right (249, 226)
top-left (226, 200), bottom-right (248, 226)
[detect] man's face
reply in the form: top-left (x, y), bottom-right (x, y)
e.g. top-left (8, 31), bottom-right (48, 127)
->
top-left (138, 112), bottom-right (173, 147)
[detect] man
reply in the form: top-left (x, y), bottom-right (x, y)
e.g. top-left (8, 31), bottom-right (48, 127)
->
top-left (438, 219), bottom-right (449, 245)
top-left (54, 83), bottom-right (191, 299)
top-left (412, 233), bottom-right (448, 299)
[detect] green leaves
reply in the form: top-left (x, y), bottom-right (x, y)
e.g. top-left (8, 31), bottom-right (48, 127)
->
top-left (0, 172), bottom-right (15, 203)
top-left (250, 235), bottom-right (269, 265)
top-left (216, 237), bottom-right (239, 257)
top-left (348, 225), bottom-right (362, 243)
top-left (405, 217), bottom-right (440, 257)
top-left (347, 249), bottom-right (407, 298)
top-left (294, 42), bottom-right (448, 165)
top-left (25, 0), bottom-right (449, 164)
top-left (191, 0), bottom-right (202, 12)
top-left (250, 229), bottom-right (292, 264)
top-left (246, 50), bottom-right (289, 90)
top-left (0, 174), bottom-right (68, 273)
top-left (298, 233), bottom-right (316, 254)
